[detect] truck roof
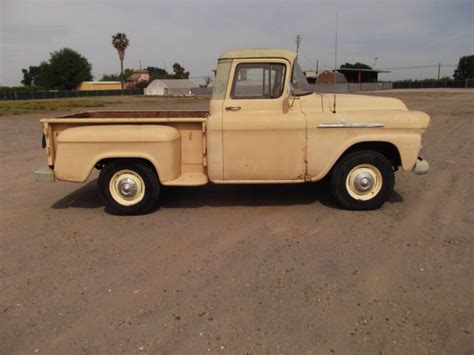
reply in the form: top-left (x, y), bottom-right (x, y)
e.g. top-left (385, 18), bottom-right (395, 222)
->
top-left (219, 48), bottom-right (297, 62)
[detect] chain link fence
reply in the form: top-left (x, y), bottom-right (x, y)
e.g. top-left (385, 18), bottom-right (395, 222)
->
top-left (1, 80), bottom-right (472, 100)
top-left (0, 88), bottom-right (144, 100)
top-left (392, 79), bottom-right (473, 89)
top-left (309, 82), bottom-right (394, 93)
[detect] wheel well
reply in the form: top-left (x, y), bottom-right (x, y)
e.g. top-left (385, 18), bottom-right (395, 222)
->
top-left (95, 158), bottom-right (159, 178)
top-left (342, 142), bottom-right (401, 168)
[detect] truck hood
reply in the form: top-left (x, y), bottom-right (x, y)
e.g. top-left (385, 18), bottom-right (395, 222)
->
top-left (322, 94), bottom-right (408, 112)
top-left (302, 93), bottom-right (430, 130)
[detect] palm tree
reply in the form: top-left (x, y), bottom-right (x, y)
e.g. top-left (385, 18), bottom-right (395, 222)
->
top-left (111, 33), bottom-right (130, 89)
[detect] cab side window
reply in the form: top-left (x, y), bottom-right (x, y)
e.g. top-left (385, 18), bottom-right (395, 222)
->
top-left (231, 63), bottom-right (286, 99)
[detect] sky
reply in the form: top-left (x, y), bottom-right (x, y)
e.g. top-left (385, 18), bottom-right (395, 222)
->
top-left (0, 0), bottom-right (473, 85)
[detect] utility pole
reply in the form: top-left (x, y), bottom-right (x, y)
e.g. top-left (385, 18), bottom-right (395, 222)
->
top-left (437, 63), bottom-right (441, 80)
top-left (334, 12), bottom-right (338, 70)
top-left (316, 59), bottom-right (319, 73)
top-left (332, 12), bottom-right (338, 114)
top-left (296, 34), bottom-right (302, 55)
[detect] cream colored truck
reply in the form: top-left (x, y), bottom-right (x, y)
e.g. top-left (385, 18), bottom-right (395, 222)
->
top-left (35, 49), bottom-right (430, 215)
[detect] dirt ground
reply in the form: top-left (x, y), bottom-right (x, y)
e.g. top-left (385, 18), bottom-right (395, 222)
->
top-left (1, 90), bottom-right (473, 354)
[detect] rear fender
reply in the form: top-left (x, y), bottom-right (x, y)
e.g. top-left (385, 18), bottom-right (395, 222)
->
top-left (54, 125), bottom-right (181, 182)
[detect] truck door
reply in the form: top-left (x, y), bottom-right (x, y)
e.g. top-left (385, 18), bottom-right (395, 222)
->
top-left (222, 59), bottom-right (307, 181)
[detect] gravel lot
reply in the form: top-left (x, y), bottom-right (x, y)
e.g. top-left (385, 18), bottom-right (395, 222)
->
top-left (1, 90), bottom-right (473, 354)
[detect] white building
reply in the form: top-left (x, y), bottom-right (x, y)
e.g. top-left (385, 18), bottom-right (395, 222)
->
top-left (144, 79), bottom-right (198, 96)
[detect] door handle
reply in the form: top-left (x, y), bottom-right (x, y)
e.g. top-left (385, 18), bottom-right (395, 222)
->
top-left (225, 105), bottom-right (241, 111)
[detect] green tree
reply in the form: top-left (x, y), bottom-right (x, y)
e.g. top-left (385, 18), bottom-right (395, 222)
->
top-left (111, 33), bottom-right (130, 89)
top-left (146, 63), bottom-right (190, 81)
top-left (453, 55), bottom-right (474, 80)
top-left (21, 63), bottom-right (50, 87)
top-left (100, 73), bottom-right (120, 81)
top-left (172, 63), bottom-right (190, 79)
top-left (21, 67), bottom-right (36, 86)
top-left (21, 49), bottom-right (92, 89)
top-left (147, 66), bottom-right (169, 80)
top-left (46, 48), bottom-right (93, 89)
top-left (340, 62), bottom-right (372, 70)
top-left (34, 62), bottom-right (53, 88)
top-left (134, 80), bottom-right (150, 89)
top-left (100, 68), bottom-right (133, 82)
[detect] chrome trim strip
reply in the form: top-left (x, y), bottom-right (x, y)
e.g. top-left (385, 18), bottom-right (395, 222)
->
top-left (318, 122), bottom-right (384, 128)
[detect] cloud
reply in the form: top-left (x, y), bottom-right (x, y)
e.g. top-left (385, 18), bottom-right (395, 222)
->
top-left (0, 0), bottom-right (473, 85)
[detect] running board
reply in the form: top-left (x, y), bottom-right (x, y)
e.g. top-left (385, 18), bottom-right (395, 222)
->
top-left (161, 174), bottom-right (208, 186)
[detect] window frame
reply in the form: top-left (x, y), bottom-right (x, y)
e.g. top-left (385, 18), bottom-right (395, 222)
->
top-left (229, 62), bottom-right (287, 100)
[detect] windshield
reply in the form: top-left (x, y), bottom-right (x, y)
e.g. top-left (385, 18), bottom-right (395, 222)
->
top-left (291, 60), bottom-right (313, 96)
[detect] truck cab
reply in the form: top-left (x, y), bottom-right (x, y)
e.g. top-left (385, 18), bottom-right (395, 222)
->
top-left (36, 48), bottom-right (430, 215)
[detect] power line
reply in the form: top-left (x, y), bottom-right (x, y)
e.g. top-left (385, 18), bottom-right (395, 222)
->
top-left (380, 64), bottom-right (456, 70)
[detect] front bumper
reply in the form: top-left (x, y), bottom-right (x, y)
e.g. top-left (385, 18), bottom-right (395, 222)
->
top-left (35, 166), bottom-right (55, 182)
top-left (413, 157), bottom-right (429, 175)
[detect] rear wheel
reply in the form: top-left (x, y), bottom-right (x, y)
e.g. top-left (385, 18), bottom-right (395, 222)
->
top-left (330, 151), bottom-right (394, 210)
top-left (98, 161), bottom-right (160, 215)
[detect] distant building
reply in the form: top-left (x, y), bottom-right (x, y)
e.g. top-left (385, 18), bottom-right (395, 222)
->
top-left (336, 68), bottom-right (390, 83)
top-left (316, 71), bottom-right (347, 84)
top-left (77, 81), bottom-right (122, 91)
top-left (144, 79), bottom-right (198, 96)
top-left (127, 69), bottom-right (150, 88)
top-left (304, 71), bottom-right (318, 84)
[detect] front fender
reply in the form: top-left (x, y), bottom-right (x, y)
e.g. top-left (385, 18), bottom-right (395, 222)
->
top-left (309, 131), bottom-right (421, 181)
top-left (54, 125), bottom-right (181, 182)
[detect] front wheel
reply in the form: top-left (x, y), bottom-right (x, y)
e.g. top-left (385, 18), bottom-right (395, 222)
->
top-left (330, 151), bottom-right (395, 210)
top-left (98, 161), bottom-right (160, 215)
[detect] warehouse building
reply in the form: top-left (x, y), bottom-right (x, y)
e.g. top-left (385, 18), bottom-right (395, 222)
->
top-left (144, 79), bottom-right (198, 96)
top-left (337, 68), bottom-right (390, 83)
top-left (77, 81), bottom-right (121, 91)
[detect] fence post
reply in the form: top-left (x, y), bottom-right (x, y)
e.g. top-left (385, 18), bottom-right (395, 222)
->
top-left (466, 79), bottom-right (469, 88)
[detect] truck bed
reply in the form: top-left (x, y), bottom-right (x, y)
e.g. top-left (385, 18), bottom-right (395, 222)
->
top-left (41, 111), bottom-right (209, 186)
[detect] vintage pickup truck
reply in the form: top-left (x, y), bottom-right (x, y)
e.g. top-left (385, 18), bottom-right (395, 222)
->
top-left (36, 49), bottom-right (430, 215)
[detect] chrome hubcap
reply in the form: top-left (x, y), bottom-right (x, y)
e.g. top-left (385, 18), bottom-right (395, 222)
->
top-left (109, 170), bottom-right (145, 206)
top-left (353, 172), bottom-right (374, 192)
top-left (345, 164), bottom-right (383, 201)
top-left (118, 178), bottom-right (138, 197)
